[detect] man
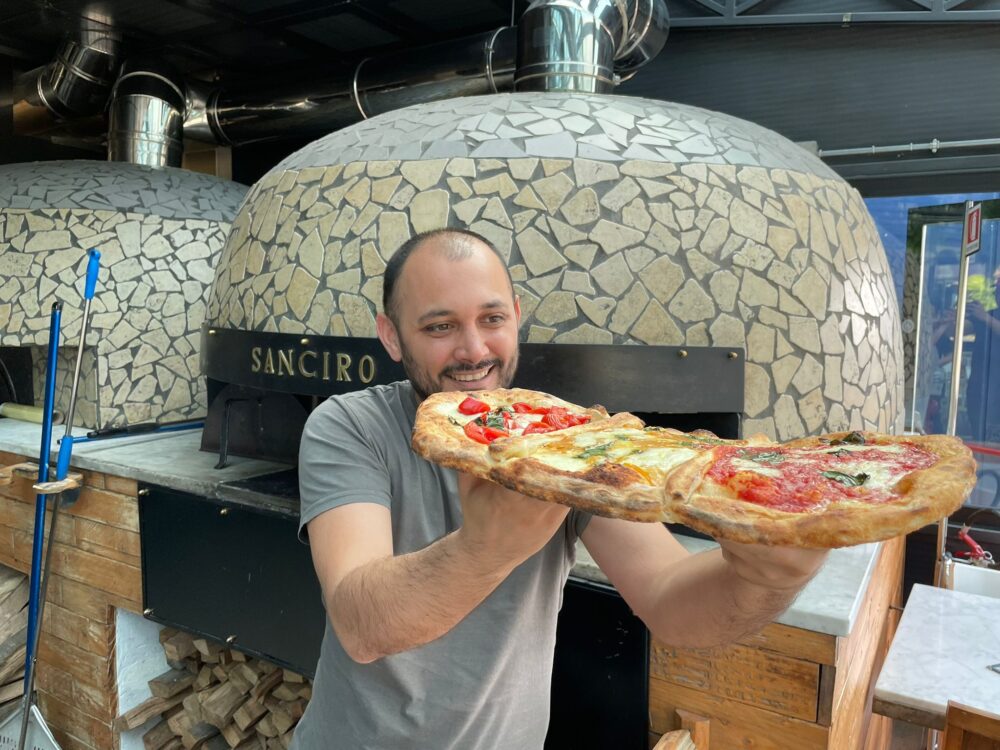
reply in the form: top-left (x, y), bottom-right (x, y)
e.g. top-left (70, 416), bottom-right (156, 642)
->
top-left (966, 263), bottom-right (1000, 442)
top-left (292, 228), bottom-right (827, 749)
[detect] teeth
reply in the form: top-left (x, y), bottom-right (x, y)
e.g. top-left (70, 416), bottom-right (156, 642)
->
top-left (450, 367), bottom-right (491, 382)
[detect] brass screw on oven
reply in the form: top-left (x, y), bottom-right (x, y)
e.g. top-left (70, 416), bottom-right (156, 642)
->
top-left (300, 337), bottom-right (310, 345)
top-left (220, 507), bottom-right (229, 516)
top-left (728, 351), bottom-right (739, 359)
top-left (138, 488), bottom-right (149, 497)
top-left (226, 635), bottom-right (237, 645)
top-left (143, 608), bottom-right (153, 616)
top-left (677, 350), bottom-right (688, 358)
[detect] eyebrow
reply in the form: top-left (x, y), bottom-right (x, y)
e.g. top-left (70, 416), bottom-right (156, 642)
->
top-left (416, 299), bottom-right (509, 325)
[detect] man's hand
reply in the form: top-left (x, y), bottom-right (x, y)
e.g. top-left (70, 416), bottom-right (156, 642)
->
top-left (456, 473), bottom-right (569, 572)
top-left (717, 539), bottom-right (828, 594)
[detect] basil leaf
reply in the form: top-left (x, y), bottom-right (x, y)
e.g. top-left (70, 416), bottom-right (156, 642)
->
top-left (827, 448), bottom-right (851, 458)
top-left (745, 450), bottom-right (786, 465)
top-left (821, 470), bottom-right (870, 487)
top-left (577, 442), bottom-right (613, 459)
top-left (483, 413), bottom-right (507, 429)
top-left (830, 431), bottom-right (866, 446)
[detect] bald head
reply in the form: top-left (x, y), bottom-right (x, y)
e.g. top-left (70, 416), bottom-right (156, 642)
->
top-left (382, 229), bottom-right (513, 325)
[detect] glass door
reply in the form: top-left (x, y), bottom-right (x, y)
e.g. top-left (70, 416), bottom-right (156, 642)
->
top-left (905, 200), bottom-right (1000, 509)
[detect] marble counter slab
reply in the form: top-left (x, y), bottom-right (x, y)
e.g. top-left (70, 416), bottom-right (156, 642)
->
top-left (874, 583), bottom-right (1000, 730)
top-left (2, 417), bottom-right (879, 638)
top-left (0, 418), bottom-right (290, 508)
top-left (572, 533), bottom-right (881, 637)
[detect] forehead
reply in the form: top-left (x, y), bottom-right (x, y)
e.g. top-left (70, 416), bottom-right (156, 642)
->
top-left (395, 237), bottom-right (512, 311)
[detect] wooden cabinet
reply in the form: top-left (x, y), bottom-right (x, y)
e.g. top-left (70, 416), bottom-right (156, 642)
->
top-left (648, 536), bottom-right (904, 750)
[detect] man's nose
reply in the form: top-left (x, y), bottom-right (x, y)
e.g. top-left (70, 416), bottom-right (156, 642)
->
top-left (456, 328), bottom-right (490, 362)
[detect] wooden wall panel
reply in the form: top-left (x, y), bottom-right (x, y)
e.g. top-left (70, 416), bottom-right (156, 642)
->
top-left (0, 452), bottom-right (140, 750)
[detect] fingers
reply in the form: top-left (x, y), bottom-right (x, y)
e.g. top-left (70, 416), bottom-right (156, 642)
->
top-left (718, 540), bottom-right (828, 590)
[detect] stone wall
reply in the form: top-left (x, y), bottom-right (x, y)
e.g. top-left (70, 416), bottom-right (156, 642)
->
top-left (0, 161), bottom-right (246, 428)
top-left (206, 93), bottom-right (904, 438)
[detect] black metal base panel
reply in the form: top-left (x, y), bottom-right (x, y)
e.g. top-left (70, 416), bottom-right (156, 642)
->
top-left (138, 484), bottom-right (325, 675)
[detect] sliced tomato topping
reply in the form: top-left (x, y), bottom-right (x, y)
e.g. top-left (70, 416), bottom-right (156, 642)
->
top-left (512, 402), bottom-right (550, 414)
top-left (458, 397), bottom-right (490, 415)
top-left (540, 407), bottom-right (591, 430)
top-left (464, 421), bottom-right (508, 444)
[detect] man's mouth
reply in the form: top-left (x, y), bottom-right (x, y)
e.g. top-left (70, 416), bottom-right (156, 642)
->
top-left (445, 362), bottom-right (498, 384)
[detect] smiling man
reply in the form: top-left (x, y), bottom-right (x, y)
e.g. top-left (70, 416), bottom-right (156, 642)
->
top-left (292, 228), bottom-right (826, 750)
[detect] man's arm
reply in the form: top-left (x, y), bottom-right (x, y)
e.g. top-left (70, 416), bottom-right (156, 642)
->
top-left (581, 516), bottom-right (827, 648)
top-left (308, 474), bottom-right (569, 663)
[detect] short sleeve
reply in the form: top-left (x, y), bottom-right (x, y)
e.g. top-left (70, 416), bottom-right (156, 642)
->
top-left (297, 397), bottom-right (392, 543)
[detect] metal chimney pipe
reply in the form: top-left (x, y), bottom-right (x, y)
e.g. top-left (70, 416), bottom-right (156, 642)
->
top-left (107, 58), bottom-right (186, 167)
top-left (515, 0), bottom-right (668, 91)
top-left (186, 27), bottom-right (516, 146)
top-left (13, 19), bottom-right (120, 136)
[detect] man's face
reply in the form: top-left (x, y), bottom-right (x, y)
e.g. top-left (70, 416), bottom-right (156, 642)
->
top-left (376, 238), bottom-right (520, 400)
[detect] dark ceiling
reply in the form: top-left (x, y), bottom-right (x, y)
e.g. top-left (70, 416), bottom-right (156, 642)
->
top-left (0, 0), bottom-right (522, 81)
top-left (7, 0), bottom-right (999, 85)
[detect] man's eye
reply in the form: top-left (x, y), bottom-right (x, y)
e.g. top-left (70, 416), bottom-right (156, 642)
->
top-left (424, 323), bottom-right (452, 333)
top-left (485, 315), bottom-right (506, 325)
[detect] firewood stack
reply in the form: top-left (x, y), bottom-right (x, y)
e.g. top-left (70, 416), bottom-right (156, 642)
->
top-left (0, 565), bottom-right (28, 713)
top-left (117, 628), bottom-right (311, 750)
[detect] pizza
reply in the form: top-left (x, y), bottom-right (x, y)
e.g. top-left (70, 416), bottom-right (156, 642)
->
top-left (411, 388), bottom-right (977, 548)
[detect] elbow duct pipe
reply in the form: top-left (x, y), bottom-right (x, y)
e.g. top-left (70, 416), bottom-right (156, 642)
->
top-left (13, 22), bottom-right (121, 137)
top-left (107, 58), bottom-right (186, 168)
top-left (515, 0), bottom-right (669, 92)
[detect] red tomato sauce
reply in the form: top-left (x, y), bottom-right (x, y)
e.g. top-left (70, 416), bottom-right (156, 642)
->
top-left (706, 444), bottom-right (936, 513)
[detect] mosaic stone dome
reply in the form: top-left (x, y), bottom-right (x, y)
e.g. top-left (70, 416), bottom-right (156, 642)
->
top-left (0, 160), bottom-right (248, 428)
top-left (205, 93), bottom-right (903, 439)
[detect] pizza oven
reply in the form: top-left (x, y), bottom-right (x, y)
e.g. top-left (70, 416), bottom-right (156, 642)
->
top-left (198, 91), bottom-right (904, 469)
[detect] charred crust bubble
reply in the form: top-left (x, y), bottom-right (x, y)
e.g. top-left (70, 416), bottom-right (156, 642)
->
top-left (580, 462), bottom-right (642, 488)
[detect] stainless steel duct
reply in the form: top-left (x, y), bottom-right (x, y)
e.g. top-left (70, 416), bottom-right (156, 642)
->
top-left (515, 0), bottom-right (669, 92)
top-left (107, 58), bottom-right (185, 167)
top-left (185, 0), bottom-right (667, 146)
top-left (12, 18), bottom-right (121, 137)
top-left (185, 27), bottom-right (517, 146)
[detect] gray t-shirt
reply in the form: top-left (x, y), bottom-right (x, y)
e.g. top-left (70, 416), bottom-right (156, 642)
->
top-left (292, 381), bottom-right (589, 750)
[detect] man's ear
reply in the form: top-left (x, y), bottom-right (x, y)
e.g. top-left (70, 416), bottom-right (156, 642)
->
top-left (376, 313), bottom-right (403, 362)
top-left (514, 295), bottom-right (522, 328)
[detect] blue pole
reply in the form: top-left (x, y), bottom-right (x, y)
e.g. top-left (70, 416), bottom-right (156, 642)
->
top-left (24, 302), bottom-right (62, 688)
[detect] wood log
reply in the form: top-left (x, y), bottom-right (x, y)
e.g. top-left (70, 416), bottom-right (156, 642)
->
top-left (227, 665), bottom-right (255, 695)
top-left (231, 664), bottom-right (259, 690)
top-left (270, 683), bottom-right (299, 702)
top-left (161, 740), bottom-right (184, 750)
top-left (182, 692), bottom-right (204, 724)
top-left (194, 638), bottom-right (224, 662)
top-left (222, 719), bottom-right (256, 748)
top-left (118, 691), bottom-right (189, 731)
top-left (150, 668), bottom-right (197, 699)
top-left (233, 698), bottom-right (267, 732)
top-left (202, 682), bottom-right (245, 729)
top-left (159, 627), bottom-right (180, 644)
top-left (255, 714), bottom-right (278, 738)
top-left (167, 708), bottom-right (196, 737)
top-left (231, 650), bottom-right (247, 663)
top-left (162, 631), bottom-right (197, 662)
top-left (181, 721), bottom-right (220, 749)
top-left (251, 670), bottom-right (283, 701)
top-left (0, 678), bottom-right (23, 707)
top-left (281, 670), bottom-right (304, 684)
top-left (194, 665), bottom-right (217, 691)
top-left (142, 720), bottom-right (176, 750)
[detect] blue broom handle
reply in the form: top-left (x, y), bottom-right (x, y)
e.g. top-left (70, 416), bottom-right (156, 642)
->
top-left (25, 302), bottom-right (62, 688)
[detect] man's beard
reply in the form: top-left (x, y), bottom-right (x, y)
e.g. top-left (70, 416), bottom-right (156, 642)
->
top-left (400, 343), bottom-right (519, 401)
